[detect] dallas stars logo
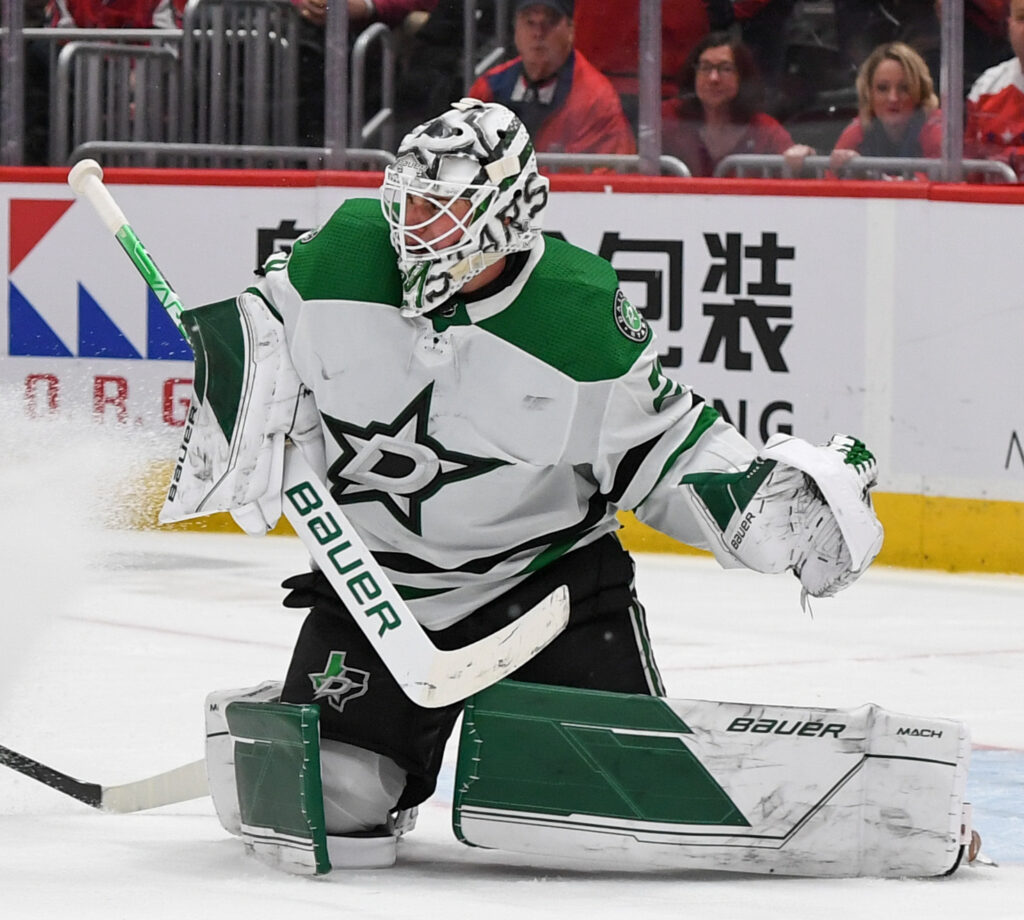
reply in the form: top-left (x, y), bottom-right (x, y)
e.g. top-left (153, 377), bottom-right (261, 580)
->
top-left (309, 651), bottom-right (370, 713)
top-left (322, 383), bottom-right (507, 535)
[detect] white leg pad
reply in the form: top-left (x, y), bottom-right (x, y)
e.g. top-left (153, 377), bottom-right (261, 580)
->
top-left (454, 683), bottom-right (973, 878)
top-left (205, 680), bottom-right (283, 837)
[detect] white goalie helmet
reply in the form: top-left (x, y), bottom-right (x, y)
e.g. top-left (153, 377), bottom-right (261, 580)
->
top-left (380, 98), bottom-right (550, 317)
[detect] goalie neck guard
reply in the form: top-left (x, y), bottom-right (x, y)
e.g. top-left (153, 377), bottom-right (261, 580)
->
top-left (380, 98), bottom-right (550, 317)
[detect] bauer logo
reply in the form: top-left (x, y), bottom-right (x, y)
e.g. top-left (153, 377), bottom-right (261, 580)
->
top-left (284, 477), bottom-right (403, 637)
top-left (726, 717), bottom-right (846, 738)
top-left (5, 199), bottom-right (190, 361)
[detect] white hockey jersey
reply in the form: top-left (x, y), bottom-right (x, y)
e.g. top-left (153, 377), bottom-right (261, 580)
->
top-left (170, 198), bottom-right (756, 629)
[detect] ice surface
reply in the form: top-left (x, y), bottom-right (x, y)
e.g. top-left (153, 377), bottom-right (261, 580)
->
top-left (1, 418), bottom-right (1021, 918)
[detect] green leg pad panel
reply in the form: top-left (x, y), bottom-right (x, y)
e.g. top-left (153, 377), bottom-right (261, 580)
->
top-left (225, 701), bottom-right (330, 876)
top-left (454, 680), bottom-right (747, 836)
top-left (452, 680), bottom-right (971, 878)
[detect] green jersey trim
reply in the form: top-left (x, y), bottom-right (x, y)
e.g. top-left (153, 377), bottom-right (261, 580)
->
top-left (636, 403), bottom-right (722, 509)
top-left (518, 532), bottom-right (590, 576)
top-left (286, 199), bottom-right (402, 307)
top-left (478, 236), bottom-right (650, 383)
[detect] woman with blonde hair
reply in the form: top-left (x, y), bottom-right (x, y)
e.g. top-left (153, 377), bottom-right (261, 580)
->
top-left (829, 41), bottom-right (942, 172)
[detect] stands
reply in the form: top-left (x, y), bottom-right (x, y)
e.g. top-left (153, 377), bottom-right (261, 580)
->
top-left (0, 0), bottom-right (1018, 181)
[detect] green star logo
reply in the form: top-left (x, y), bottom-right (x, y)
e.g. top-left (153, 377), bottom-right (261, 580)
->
top-left (308, 651), bottom-right (369, 713)
top-left (322, 383), bottom-right (507, 535)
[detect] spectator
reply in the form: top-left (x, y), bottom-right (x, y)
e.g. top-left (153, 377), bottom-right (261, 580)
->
top-left (828, 41), bottom-right (941, 173)
top-left (661, 32), bottom-right (811, 177)
top-left (467, 0), bottom-right (636, 170)
top-left (965, 0), bottom-right (1024, 177)
top-left (49, 0), bottom-right (185, 27)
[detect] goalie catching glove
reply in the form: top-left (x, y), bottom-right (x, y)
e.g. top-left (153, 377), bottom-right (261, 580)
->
top-left (684, 434), bottom-right (883, 597)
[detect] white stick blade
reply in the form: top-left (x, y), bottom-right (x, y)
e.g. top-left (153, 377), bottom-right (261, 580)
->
top-left (100, 759), bottom-right (208, 813)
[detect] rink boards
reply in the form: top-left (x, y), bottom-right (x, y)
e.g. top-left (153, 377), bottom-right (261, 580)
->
top-left (0, 169), bottom-right (1020, 572)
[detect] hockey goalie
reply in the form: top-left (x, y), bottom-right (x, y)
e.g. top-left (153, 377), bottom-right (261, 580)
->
top-left (158, 97), bottom-right (975, 878)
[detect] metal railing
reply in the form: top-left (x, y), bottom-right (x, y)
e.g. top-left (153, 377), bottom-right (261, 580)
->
top-left (70, 140), bottom-right (396, 170)
top-left (462, 0), bottom-right (509, 92)
top-left (180, 0), bottom-right (300, 148)
top-left (538, 152), bottom-right (691, 177)
top-left (715, 154), bottom-right (1018, 183)
top-left (53, 42), bottom-right (180, 165)
top-left (350, 21), bottom-right (395, 150)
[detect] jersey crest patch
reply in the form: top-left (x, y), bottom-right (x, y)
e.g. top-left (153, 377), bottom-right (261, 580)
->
top-left (322, 383), bottom-right (508, 535)
top-left (613, 289), bottom-right (649, 343)
top-left (309, 651), bottom-right (369, 713)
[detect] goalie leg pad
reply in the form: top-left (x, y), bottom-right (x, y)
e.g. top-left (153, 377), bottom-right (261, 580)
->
top-left (453, 681), bottom-right (971, 878)
top-left (226, 698), bottom-right (331, 875)
top-left (207, 687), bottom-right (412, 874)
top-left (205, 680), bottom-right (284, 837)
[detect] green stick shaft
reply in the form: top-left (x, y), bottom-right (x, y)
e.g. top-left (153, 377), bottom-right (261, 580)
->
top-left (113, 224), bottom-right (189, 342)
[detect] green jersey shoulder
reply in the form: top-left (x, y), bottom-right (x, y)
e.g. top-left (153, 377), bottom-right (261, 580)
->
top-left (479, 234), bottom-right (651, 383)
top-left (281, 198), bottom-right (402, 307)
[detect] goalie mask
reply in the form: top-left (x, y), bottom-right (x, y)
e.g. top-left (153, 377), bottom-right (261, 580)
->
top-left (380, 98), bottom-right (550, 317)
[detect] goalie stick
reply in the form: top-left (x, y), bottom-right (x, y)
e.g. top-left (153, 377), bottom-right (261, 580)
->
top-left (66, 159), bottom-right (570, 709)
top-left (0, 744), bottom-right (207, 813)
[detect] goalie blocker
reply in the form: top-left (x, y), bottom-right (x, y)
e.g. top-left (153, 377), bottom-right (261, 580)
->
top-left (207, 680), bottom-right (972, 878)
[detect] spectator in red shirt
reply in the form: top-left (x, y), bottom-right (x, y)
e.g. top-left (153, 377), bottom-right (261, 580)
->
top-left (964, 0), bottom-right (1024, 178)
top-left (661, 32), bottom-right (810, 177)
top-left (467, 0), bottom-right (636, 172)
top-left (829, 41), bottom-right (942, 173)
top-left (49, 0), bottom-right (185, 28)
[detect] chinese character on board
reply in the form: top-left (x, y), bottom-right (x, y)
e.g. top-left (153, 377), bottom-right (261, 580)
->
top-left (699, 232), bottom-right (794, 372)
